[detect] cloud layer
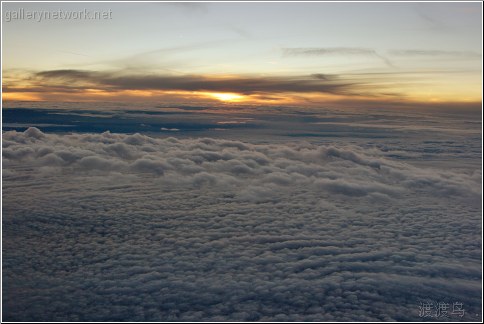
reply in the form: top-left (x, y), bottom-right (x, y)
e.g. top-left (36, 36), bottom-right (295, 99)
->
top-left (2, 128), bottom-right (481, 321)
top-left (32, 69), bottom-right (351, 95)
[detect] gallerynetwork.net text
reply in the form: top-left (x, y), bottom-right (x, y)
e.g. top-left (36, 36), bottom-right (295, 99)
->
top-left (4, 8), bottom-right (113, 22)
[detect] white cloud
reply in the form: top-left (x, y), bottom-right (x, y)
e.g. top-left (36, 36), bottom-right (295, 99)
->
top-left (2, 128), bottom-right (481, 321)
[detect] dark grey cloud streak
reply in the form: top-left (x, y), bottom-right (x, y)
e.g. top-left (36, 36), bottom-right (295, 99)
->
top-left (283, 47), bottom-right (395, 68)
top-left (35, 69), bottom-right (354, 95)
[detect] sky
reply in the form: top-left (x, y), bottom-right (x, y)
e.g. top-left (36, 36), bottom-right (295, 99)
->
top-left (2, 1), bottom-right (482, 108)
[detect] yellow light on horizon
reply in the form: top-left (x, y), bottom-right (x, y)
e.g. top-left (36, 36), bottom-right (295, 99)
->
top-left (209, 92), bottom-right (245, 102)
top-left (2, 92), bottom-right (41, 101)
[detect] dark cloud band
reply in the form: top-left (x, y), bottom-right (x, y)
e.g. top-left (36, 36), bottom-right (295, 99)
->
top-left (35, 69), bottom-right (352, 95)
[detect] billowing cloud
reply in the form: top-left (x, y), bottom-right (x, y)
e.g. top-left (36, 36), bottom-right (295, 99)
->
top-left (3, 127), bottom-right (481, 321)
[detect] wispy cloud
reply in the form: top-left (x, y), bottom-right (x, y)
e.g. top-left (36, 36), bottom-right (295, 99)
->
top-left (57, 50), bottom-right (92, 57)
top-left (284, 47), bottom-right (375, 56)
top-left (164, 2), bottom-right (208, 13)
top-left (283, 47), bottom-right (395, 68)
top-left (389, 49), bottom-right (481, 59)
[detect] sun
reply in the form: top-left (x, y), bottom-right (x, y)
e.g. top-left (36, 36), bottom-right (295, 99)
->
top-left (209, 92), bottom-right (245, 102)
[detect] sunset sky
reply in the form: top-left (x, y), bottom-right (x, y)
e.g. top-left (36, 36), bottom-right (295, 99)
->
top-left (2, 1), bottom-right (482, 108)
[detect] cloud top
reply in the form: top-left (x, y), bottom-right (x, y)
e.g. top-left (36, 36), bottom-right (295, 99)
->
top-left (2, 128), bottom-right (481, 321)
